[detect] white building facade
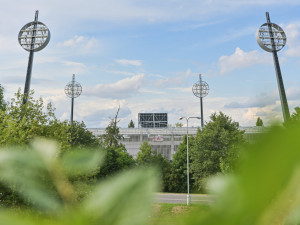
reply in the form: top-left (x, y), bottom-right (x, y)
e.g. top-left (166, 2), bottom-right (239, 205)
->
top-left (88, 126), bottom-right (264, 160)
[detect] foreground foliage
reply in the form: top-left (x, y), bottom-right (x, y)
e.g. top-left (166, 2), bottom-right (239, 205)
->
top-left (0, 139), bottom-right (158, 225)
top-left (3, 124), bottom-right (300, 225)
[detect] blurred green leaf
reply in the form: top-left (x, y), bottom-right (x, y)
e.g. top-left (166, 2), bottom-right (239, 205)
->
top-left (82, 168), bottom-right (159, 225)
top-left (0, 148), bottom-right (63, 212)
top-left (187, 125), bottom-right (300, 225)
top-left (31, 138), bottom-right (58, 164)
top-left (61, 149), bottom-right (104, 177)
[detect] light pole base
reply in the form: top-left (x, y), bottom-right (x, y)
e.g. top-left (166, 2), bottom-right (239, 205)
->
top-left (187, 194), bottom-right (191, 205)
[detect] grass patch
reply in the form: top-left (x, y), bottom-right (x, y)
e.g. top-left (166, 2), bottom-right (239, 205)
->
top-left (150, 203), bottom-right (210, 225)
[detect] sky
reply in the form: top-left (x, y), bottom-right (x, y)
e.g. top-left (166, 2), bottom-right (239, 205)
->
top-left (1, 0), bottom-right (300, 128)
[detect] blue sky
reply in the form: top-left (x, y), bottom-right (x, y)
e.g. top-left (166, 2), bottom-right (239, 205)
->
top-left (1, 0), bottom-right (300, 128)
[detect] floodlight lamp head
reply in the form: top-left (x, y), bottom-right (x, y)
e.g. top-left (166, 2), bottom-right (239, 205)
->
top-left (178, 117), bottom-right (184, 120)
top-left (18, 14), bottom-right (50, 52)
top-left (192, 80), bottom-right (209, 98)
top-left (256, 20), bottom-right (286, 52)
top-left (64, 75), bottom-right (82, 98)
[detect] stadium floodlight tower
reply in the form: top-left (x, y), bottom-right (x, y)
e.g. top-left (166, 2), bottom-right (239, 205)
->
top-left (64, 74), bottom-right (82, 124)
top-left (192, 74), bottom-right (209, 128)
top-left (256, 12), bottom-right (290, 122)
top-left (18, 10), bottom-right (50, 104)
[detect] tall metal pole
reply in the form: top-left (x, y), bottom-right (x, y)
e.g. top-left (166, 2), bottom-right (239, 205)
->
top-left (23, 10), bottom-right (39, 104)
top-left (192, 75), bottom-right (209, 129)
top-left (71, 98), bottom-right (74, 123)
top-left (64, 74), bottom-right (82, 124)
top-left (179, 116), bottom-right (200, 205)
top-left (70, 74), bottom-right (75, 124)
top-left (186, 118), bottom-right (190, 205)
top-left (266, 12), bottom-right (290, 122)
top-left (199, 74), bottom-right (204, 128)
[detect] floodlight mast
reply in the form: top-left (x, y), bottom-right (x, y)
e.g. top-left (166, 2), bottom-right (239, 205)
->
top-left (19, 10), bottom-right (50, 104)
top-left (267, 12), bottom-right (290, 122)
top-left (64, 74), bottom-right (82, 124)
top-left (23, 11), bottom-right (38, 104)
top-left (199, 75), bottom-right (204, 127)
top-left (256, 12), bottom-right (290, 122)
top-left (192, 74), bottom-right (209, 128)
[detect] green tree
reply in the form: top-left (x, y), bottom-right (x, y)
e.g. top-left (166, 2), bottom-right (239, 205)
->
top-left (136, 141), bottom-right (171, 191)
top-left (136, 141), bottom-right (153, 165)
top-left (101, 106), bottom-right (123, 148)
top-left (98, 145), bottom-right (135, 178)
top-left (0, 89), bottom-right (69, 149)
top-left (256, 117), bottom-right (264, 126)
top-left (128, 119), bottom-right (135, 128)
top-left (190, 112), bottom-right (245, 191)
top-left (290, 107), bottom-right (300, 123)
top-left (69, 121), bottom-right (100, 148)
top-left (175, 122), bottom-right (183, 127)
top-left (167, 135), bottom-right (196, 193)
top-left (0, 89), bottom-right (100, 152)
top-left (0, 84), bottom-right (6, 112)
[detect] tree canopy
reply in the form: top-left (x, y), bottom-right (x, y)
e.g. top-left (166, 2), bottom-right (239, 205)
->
top-left (128, 119), bottom-right (135, 128)
top-left (190, 111), bottom-right (245, 191)
top-left (0, 84), bottom-right (6, 112)
top-left (101, 106), bottom-right (123, 148)
top-left (175, 122), bottom-right (183, 127)
top-left (166, 135), bottom-right (195, 193)
top-left (256, 117), bottom-right (263, 126)
top-left (136, 141), bottom-right (171, 191)
top-left (0, 88), bottom-right (100, 153)
top-left (290, 107), bottom-right (300, 123)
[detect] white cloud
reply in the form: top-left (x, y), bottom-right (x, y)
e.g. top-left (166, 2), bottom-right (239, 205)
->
top-left (211, 26), bottom-right (257, 45)
top-left (62, 36), bottom-right (85, 47)
top-left (105, 70), bottom-right (137, 76)
top-left (85, 74), bottom-right (145, 99)
top-left (58, 35), bottom-right (100, 53)
top-left (153, 68), bottom-right (194, 88)
top-left (116, 59), bottom-right (142, 66)
top-left (284, 23), bottom-right (300, 57)
top-left (218, 47), bottom-right (271, 74)
top-left (61, 61), bottom-right (86, 68)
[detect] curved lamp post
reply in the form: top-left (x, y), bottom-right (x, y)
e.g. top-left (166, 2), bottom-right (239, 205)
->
top-left (178, 116), bottom-right (200, 205)
top-left (19, 10), bottom-right (50, 104)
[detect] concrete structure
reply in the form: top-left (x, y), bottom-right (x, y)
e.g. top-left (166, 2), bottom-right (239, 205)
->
top-left (88, 126), bottom-right (265, 160)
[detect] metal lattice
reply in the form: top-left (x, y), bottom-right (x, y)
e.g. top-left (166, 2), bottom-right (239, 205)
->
top-left (65, 75), bottom-right (82, 98)
top-left (18, 21), bottom-right (50, 52)
top-left (192, 80), bottom-right (209, 98)
top-left (256, 22), bottom-right (286, 52)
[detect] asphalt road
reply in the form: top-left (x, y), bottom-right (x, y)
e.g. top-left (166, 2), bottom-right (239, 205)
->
top-left (154, 193), bottom-right (214, 205)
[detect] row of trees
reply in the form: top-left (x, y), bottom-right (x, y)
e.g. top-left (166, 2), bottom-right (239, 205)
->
top-left (4, 84), bottom-right (300, 194)
top-left (0, 85), bottom-right (247, 193)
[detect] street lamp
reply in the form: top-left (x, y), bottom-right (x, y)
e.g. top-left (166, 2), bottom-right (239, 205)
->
top-left (178, 116), bottom-right (200, 205)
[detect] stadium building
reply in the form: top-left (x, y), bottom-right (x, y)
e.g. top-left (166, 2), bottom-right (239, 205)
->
top-left (88, 113), bottom-right (265, 160)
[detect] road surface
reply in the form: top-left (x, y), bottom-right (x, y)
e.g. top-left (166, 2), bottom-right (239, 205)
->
top-left (154, 193), bottom-right (214, 205)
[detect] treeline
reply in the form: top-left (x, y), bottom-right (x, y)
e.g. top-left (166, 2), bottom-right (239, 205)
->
top-left (0, 86), bottom-right (245, 198)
